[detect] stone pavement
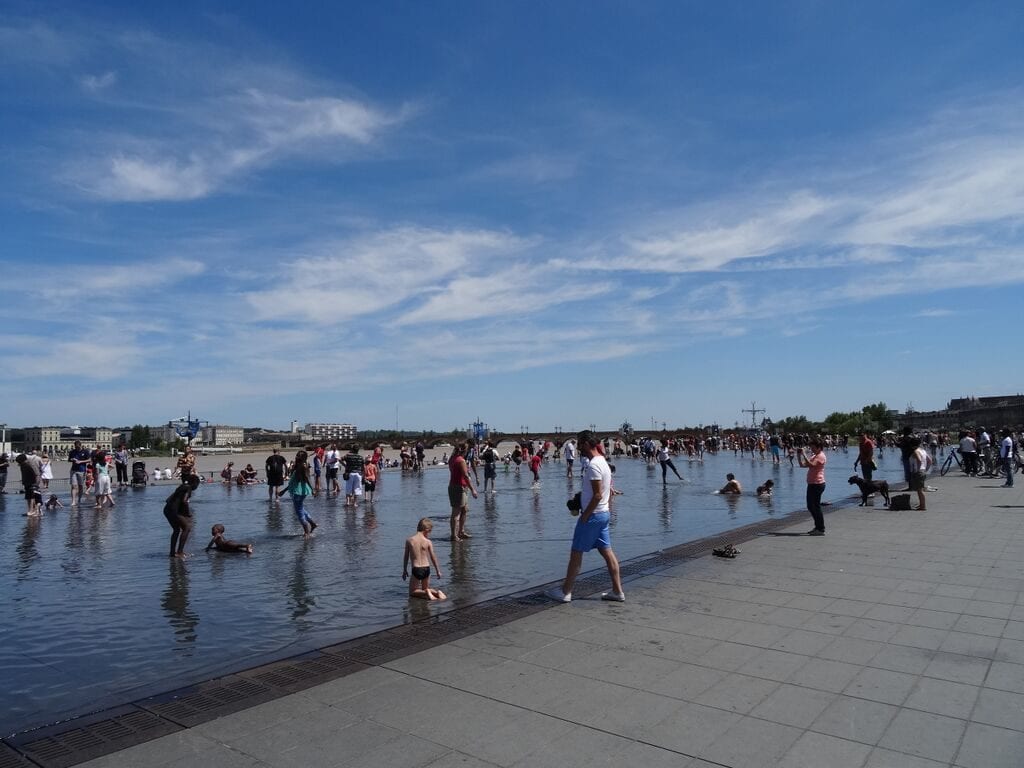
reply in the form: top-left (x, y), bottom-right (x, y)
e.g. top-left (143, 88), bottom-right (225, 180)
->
top-left (81, 471), bottom-right (1024, 768)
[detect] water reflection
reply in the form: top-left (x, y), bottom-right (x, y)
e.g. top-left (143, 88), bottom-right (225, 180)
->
top-left (16, 517), bottom-right (41, 577)
top-left (288, 540), bottom-right (316, 624)
top-left (265, 497), bottom-right (284, 533)
top-left (161, 559), bottom-right (199, 646)
top-left (659, 486), bottom-right (673, 529)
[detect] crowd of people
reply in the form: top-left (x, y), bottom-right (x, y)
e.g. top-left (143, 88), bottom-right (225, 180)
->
top-left (6, 424), bottom-right (1022, 605)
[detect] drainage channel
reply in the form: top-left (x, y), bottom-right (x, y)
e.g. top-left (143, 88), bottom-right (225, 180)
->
top-left (3, 502), bottom-right (834, 767)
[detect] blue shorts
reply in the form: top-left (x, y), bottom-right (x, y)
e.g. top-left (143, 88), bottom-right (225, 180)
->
top-left (571, 511), bottom-right (611, 552)
top-left (771, 446), bottom-right (781, 457)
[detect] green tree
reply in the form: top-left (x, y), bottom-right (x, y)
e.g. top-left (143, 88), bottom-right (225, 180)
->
top-left (776, 415), bottom-right (818, 433)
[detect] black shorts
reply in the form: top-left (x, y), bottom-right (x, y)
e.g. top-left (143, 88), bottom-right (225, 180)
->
top-left (363, 479), bottom-right (376, 491)
top-left (266, 475), bottom-right (284, 487)
top-left (411, 565), bottom-right (430, 581)
top-left (163, 509), bottom-right (192, 531)
top-left (326, 467), bottom-right (339, 479)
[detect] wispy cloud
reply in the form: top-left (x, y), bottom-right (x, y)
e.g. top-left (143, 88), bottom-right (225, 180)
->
top-left (77, 89), bottom-right (406, 202)
top-left (914, 308), bottom-right (956, 318)
top-left (80, 71), bottom-right (117, 92)
top-left (5, 20), bottom-right (412, 202)
top-left (15, 259), bottom-right (207, 302)
top-left (244, 227), bottom-right (527, 324)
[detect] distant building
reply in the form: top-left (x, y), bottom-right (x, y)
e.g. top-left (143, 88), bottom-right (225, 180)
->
top-left (17, 426), bottom-right (113, 455)
top-left (200, 425), bottom-right (245, 447)
top-left (306, 423), bottom-right (358, 442)
top-left (898, 394), bottom-right (1024, 431)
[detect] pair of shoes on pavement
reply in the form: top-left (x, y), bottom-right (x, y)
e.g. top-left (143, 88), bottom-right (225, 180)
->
top-left (545, 587), bottom-right (625, 603)
top-left (807, 529), bottom-right (825, 536)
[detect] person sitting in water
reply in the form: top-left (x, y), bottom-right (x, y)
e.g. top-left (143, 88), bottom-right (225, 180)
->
top-left (719, 473), bottom-right (743, 494)
top-left (239, 464), bottom-right (258, 483)
top-left (221, 462), bottom-right (235, 483)
top-left (402, 518), bottom-right (446, 600)
top-left (756, 479), bottom-right (774, 496)
top-left (45, 493), bottom-right (64, 510)
top-left (205, 524), bottom-right (254, 554)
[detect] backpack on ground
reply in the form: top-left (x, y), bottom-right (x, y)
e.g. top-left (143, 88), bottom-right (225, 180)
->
top-left (890, 493), bottom-right (911, 511)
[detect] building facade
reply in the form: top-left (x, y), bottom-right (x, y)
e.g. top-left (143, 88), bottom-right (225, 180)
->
top-left (306, 423), bottom-right (358, 442)
top-left (897, 395), bottom-right (1024, 431)
top-left (18, 427), bottom-right (114, 455)
top-left (200, 425), bottom-right (245, 446)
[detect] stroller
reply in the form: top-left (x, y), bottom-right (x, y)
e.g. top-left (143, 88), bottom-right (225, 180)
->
top-left (131, 461), bottom-right (148, 487)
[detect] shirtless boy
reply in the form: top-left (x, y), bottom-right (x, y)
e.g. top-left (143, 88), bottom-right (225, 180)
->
top-left (402, 518), bottom-right (446, 600)
top-left (719, 473), bottom-right (743, 494)
top-left (205, 524), bottom-right (254, 554)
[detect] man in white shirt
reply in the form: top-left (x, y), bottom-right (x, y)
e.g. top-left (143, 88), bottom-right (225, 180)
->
top-left (547, 430), bottom-right (624, 603)
top-left (1000, 429), bottom-right (1015, 488)
top-left (562, 439), bottom-right (576, 477)
top-left (325, 443), bottom-right (342, 495)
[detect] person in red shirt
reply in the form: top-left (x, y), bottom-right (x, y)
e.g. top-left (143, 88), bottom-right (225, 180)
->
top-left (797, 438), bottom-right (827, 535)
top-left (447, 443), bottom-right (478, 541)
top-left (854, 431), bottom-right (876, 482)
top-left (529, 452), bottom-right (542, 486)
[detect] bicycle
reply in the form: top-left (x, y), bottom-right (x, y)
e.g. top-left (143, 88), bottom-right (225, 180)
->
top-left (939, 450), bottom-right (964, 477)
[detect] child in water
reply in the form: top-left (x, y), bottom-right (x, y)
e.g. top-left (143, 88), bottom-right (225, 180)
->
top-left (719, 473), bottom-right (743, 494)
top-left (756, 479), bottom-right (775, 496)
top-left (45, 494), bottom-right (64, 510)
top-left (402, 518), bottom-right (446, 600)
top-left (205, 524), bottom-right (254, 554)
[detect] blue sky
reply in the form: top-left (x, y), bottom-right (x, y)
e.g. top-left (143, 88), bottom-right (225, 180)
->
top-left (2, 1), bottom-right (1024, 432)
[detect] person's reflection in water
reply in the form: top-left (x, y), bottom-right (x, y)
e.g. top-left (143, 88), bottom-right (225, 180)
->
top-left (288, 540), bottom-right (316, 625)
top-left (16, 517), bottom-right (41, 578)
top-left (361, 504), bottom-right (378, 534)
top-left (265, 494), bottom-right (283, 533)
top-left (482, 491), bottom-right (498, 526)
top-left (161, 559), bottom-right (199, 647)
top-left (659, 486), bottom-right (673, 530)
top-left (447, 536), bottom-right (475, 600)
top-left (62, 510), bottom-right (84, 579)
top-left (723, 493), bottom-right (741, 517)
top-left (531, 492), bottom-right (543, 537)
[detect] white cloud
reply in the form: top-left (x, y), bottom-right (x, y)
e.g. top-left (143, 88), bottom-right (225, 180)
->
top-left (80, 89), bottom-right (402, 201)
top-left (244, 227), bottom-right (527, 324)
top-left (27, 259), bottom-right (207, 301)
top-left (80, 71), bottom-right (117, 92)
top-left (395, 267), bottom-right (613, 325)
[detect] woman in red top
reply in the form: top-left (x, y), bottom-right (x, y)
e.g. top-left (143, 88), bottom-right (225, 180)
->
top-left (797, 438), bottom-right (827, 535)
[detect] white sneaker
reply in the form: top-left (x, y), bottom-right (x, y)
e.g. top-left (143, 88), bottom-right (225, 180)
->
top-left (545, 587), bottom-right (572, 603)
top-left (601, 591), bottom-right (626, 602)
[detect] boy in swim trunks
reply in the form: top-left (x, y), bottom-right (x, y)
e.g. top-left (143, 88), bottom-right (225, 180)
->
top-left (362, 459), bottom-right (378, 502)
top-left (205, 524), bottom-right (254, 553)
top-left (402, 518), bottom-right (446, 600)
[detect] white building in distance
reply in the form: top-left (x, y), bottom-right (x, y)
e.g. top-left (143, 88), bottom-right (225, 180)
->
top-left (200, 425), bottom-right (245, 447)
top-left (306, 423), bottom-right (358, 442)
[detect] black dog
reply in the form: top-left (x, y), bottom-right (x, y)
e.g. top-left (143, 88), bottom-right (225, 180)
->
top-left (849, 475), bottom-right (890, 507)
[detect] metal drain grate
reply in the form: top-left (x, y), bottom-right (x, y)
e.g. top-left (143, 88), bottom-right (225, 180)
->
top-left (139, 676), bottom-right (275, 728)
top-left (0, 744), bottom-right (35, 768)
top-left (240, 653), bottom-right (365, 693)
top-left (9, 706), bottom-right (179, 768)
